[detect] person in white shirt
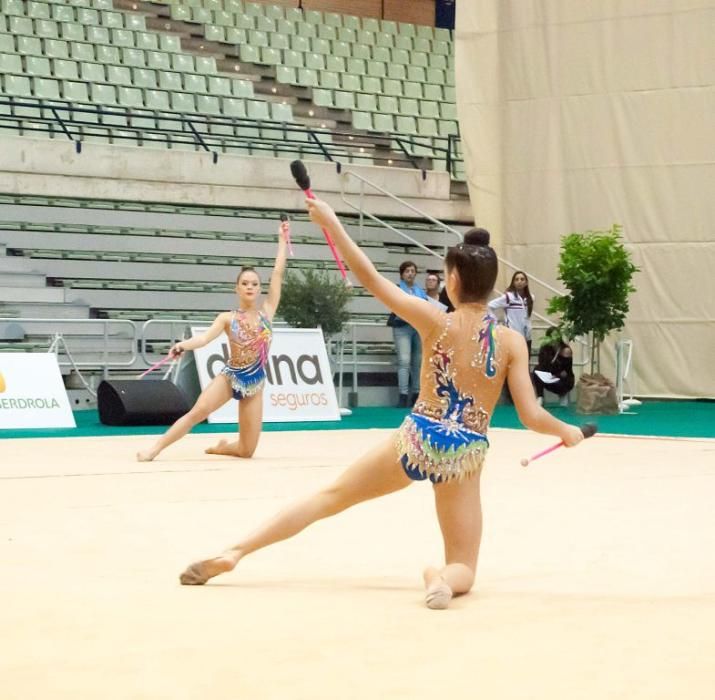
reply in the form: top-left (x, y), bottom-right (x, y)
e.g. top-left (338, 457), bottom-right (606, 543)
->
top-left (488, 271), bottom-right (534, 355)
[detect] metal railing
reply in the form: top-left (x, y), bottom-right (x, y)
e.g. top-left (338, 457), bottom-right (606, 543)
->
top-left (0, 96), bottom-right (463, 174)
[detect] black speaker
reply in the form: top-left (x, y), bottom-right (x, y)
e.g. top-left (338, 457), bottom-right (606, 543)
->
top-left (97, 380), bottom-right (191, 426)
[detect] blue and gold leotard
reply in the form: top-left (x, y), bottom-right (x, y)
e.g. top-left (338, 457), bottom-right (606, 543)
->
top-left (396, 309), bottom-right (504, 483)
top-left (220, 309), bottom-right (272, 400)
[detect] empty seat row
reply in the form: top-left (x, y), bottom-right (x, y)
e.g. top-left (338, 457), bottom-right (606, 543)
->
top-left (1, 75), bottom-right (291, 121)
top-left (276, 65), bottom-right (455, 90)
top-left (350, 111), bottom-right (458, 139)
top-left (1, 5), bottom-right (145, 31)
top-left (312, 89), bottom-right (456, 121)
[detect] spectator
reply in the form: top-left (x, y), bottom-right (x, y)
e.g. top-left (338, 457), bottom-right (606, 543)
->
top-left (425, 272), bottom-right (448, 310)
top-left (387, 260), bottom-right (428, 407)
top-left (488, 271), bottom-right (534, 355)
top-left (532, 339), bottom-right (575, 407)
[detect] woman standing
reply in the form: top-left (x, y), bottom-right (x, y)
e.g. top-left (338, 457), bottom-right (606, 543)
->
top-left (488, 271), bottom-right (534, 355)
top-left (388, 260), bottom-right (428, 407)
top-left (179, 202), bottom-right (585, 610)
top-left (136, 219), bottom-right (289, 462)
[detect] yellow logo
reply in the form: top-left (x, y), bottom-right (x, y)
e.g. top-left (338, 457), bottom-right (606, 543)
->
top-left (0, 371), bottom-right (5, 393)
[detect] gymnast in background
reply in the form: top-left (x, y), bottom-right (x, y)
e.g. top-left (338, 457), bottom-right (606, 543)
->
top-left (136, 219), bottom-right (289, 462)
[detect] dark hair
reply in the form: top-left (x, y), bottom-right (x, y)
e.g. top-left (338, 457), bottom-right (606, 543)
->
top-left (399, 260), bottom-right (417, 276)
top-left (506, 270), bottom-right (533, 317)
top-left (444, 227), bottom-right (497, 303)
top-left (236, 266), bottom-right (259, 283)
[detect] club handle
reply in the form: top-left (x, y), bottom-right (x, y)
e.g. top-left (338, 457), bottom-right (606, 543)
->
top-left (581, 423), bottom-right (598, 439)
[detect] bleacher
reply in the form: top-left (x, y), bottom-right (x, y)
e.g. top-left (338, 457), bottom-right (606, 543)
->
top-left (0, 0), bottom-right (461, 173)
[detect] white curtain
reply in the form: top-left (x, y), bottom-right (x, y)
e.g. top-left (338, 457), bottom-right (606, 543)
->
top-left (456, 0), bottom-right (715, 398)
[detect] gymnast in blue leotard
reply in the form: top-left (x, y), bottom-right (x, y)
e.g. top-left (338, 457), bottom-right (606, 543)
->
top-left (136, 219), bottom-right (289, 462)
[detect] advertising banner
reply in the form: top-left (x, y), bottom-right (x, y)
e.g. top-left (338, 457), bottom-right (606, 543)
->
top-left (0, 353), bottom-right (76, 429)
top-left (191, 327), bottom-right (340, 424)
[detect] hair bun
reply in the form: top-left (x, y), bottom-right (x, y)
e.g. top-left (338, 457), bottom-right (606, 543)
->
top-left (464, 228), bottom-right (490, 246)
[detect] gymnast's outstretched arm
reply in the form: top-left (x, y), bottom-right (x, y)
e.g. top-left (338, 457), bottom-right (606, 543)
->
top-left (305, 198), bottom-right (442, 337)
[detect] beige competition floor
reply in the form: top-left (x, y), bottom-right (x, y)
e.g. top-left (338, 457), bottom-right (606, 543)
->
top-left (1, 428), bottom-right (714, 700)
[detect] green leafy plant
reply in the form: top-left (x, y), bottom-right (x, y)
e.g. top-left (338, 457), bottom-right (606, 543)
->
top-left (278, 269), bottom-right (352, 335)
top-left (546, 224), bottom-right (638, 374)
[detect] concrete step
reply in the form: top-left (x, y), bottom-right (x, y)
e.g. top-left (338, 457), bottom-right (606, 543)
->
top-left (0, 285), bottom-right (67, 303)
top-left (0, 271), bottom-right (47, 288)
top-left (0, 301), bottom-right (90, 319)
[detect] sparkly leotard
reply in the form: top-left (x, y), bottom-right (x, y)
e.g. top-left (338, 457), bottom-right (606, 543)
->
top-left (220, 309), bottom-right (272, 400)
top-left (396, 308), bottom-right (506, 483)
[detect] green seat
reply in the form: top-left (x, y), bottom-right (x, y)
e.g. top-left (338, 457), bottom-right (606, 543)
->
top-left (140, 132), bottom-right (168, 150)
top-left (423, 83), bottom-right (442, 101)
top-left (111, 28), bottom-right (133, 47)
top-left (213, 10), bottom-right (233, 27)
top-left (208, 76), bottom-right (231, 96)
top-left (171, 53), bottom-right (194, 72)
top-left (190, 8), bottom-right (212, 25)
top-left (440, 103), bottom-right (457, 120)
top-left (430, 54), bottom-right (448, 70)
top-left (53, 59), bottom-right (79, 80)
top-left (255, 16), bottom-right (275, 33)
top-left (132, 68), bottom-right (158, 88)
top-left (58, 25), bottom-right (83, 46)
top-left (17, 36), bottom-right (42, 55)
top-left (197, 94), bottom-right (221, 115)
top-left (387, 64), bottom-right (406, 80)
top-left (9, 16), bottom-right (33, 35)
top-left (171, 92), bottom-right (196, 112)
top-left (32, 78), bottom-right (60, 100)
top-left (158, 71), bottom-right (182, 91)
top-left (420, 101), bottom-right (440, 119)
top-left (334, 91), bottom-right (355, 110)
top-left (35, 20), bottom-right (60, 39)
top-left (351, 110), bottom-right (372, 130)
top-left (231, 79), bottom-right (253, 97)
top-left (413, 37), bottom-right (431, 53)
top-left (416, 25), bottom-right (434, 40)
top-left (118, 86), bottom-right (143, 109)
top-left (356, 29), bottom-right (374, 45)
top-left (205, 25), bottom-right (226, 42)
top-left (381, 20), bottom-right (398, 34)
top-left (44, 39), bottom-right (70, 59)
top-left (351, 44), bottom-right (370, 60)
top-left (367, 61), bottom-right (386, 78)
top-left (432, 40), bottom-right (451, 55)
top-left (144, 89), bottom-right (170, 110)
top-left (311, 38), bottom-right (331, 55)
top-left (80, 62), bottom-right (105, 83)
top-left (326, 55), bottom-right (346, 73)
top-left (408, 66), bottom-right (427, 82)
top-left (239, 44), bottom-right (260, 63)
top-left (226, 27), bottom-right (247, 44)
top-left (444, 86), bottom-right (456, 102)
top-left (296, 68), bottom-right (318, 87)
top-left (91, 83), bottom-right (117, 105)
top-left (382, 79), bottom-right (401, 97)
top-left (107, 65), bottom-right (131, 85)
top-left (70, 42), bottom-right (94, 62)
top-left (399, 98), bottom-right (420, 117)
top-left (319, 71), bottom-right (340, 89)
top-left (296, 23), bottom-right (316, 39)
top-left (53, 5), bottom-right (76, 23)
top-left (445, 70), bottom-right (455, 87)
top-left (0, 53), bottom-right (23, 74)
top-left (260, 47), bottom-right (281, 65)
top-left (248, 29), bottom-right (268, 48)
top-left (122, 48), bottom-right (146, 68)
top-left (136, 32), bottom-right (158, 50)
top-left (101, 12), bottom-right (124, 29)
top-left (323, 12), bottom-right (342, 28)
top-left (392, 48), bottom-right (409, 65)
top-left (275, 65), bottom-right (296, 84)
top-left (196, 57), bottom-right (218, 75)
top-left (398, 22), bottom-right (416, 38)
top-left (438, 120), bottom-right (458, 137)
top-left (376, 32), bottom-right (393, 49)
top-left (417, 118), bottom-right (438, 138)
top-left (246, 100), bottom-right (270, 120)
top-left (275, 18), bottom-right (294, 36)
top-left (395, 35), bottom-right (412, 51)
top-left (62, 80), bottom-right (89, 102)
top-left (271, 102), bottom-right (293, 122)
top-left (361, 76), bottom-right (381, 94)
top-left (290, 35), bottom-right (310, 53)
top-left (86, 25), bottom-right (110, 44)
top-left (395, 116), bottom-right (417, 135)
top-left (356, 93), bottom-right (377, 112)
top-left (426, 67), bottom-right (444, 84)
top-left (170, 5), bottom-right (191, 22)
top-left (96, 45), bottom-right (120, 63)
top-left (411, 51), bottom-right (429, 68)
top-left (76, 9), bottom-right (100, 26)
top-left (283, 7), bottom-right (302, 23)
top-left (403, 81), bottom-right (422, 99)
top-left (338, 27), bottom-right (356, 43)
top-left (147, 51), bottom-right (171, 70)
top-left (361, 17), bottom-right (380, 33)
top-left (0, 35), bottom-right (13, 53)
top-left (160, 35), bottom-right (180, 52)
top-left (222, 97), bottom-right (246, 117)
top-left (303, 10), bottom-right (322, 24)
top-left (305, 53), bottom-right (325, 70)
top-left (312, 88), bottom-right (333, 108)
top-left (269, 33), bottom-right (289, 50)
top-left (342, 14), bottom-right (361, 31)
top-left (347, 58), bottom-right (366, 74)
top-left (317, 25), bottom-right (336, 41)
top-left (340, 73), bottom-right (360, 92)
top-left (371, 113), bottom-right (393, 132)
top-left (263, 4), bottom-right (285, 21)
top-left (378, 95), bottom-right (398, 113)
top-left (434, 28), bottom-right (451, 42)
top-left (183, 74), bottom-right (207, 94)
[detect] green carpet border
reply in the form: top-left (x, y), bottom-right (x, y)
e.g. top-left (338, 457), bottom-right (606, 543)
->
top-left (1, 401), bottom-right (713, 440)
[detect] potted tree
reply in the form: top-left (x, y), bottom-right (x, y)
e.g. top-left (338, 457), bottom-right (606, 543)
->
top-left (546, 225), bottom-right (638, 414)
